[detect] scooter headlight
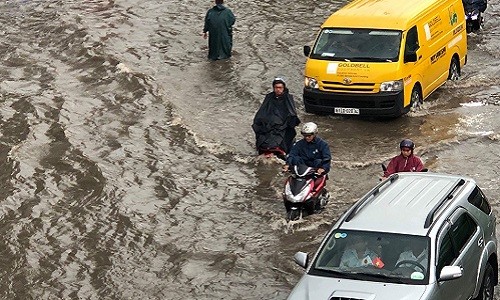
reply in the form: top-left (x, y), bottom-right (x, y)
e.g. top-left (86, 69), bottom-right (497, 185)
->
top-left (304, 77), bottom-right (319, 89)
top-left (380, 79), bottom-right (404, 92)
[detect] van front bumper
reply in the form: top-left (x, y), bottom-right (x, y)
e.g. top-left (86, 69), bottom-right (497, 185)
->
top-left (303, 88), bottom-right (406, 117)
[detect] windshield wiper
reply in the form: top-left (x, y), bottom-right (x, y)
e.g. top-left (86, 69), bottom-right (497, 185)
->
top-left (347, 57), bottom-right (392, 62)
top-left (314, 268), bottom-right (346, 276)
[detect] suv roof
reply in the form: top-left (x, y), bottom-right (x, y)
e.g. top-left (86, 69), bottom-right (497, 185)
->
top-left (338, 172), bottom-right (475, 235)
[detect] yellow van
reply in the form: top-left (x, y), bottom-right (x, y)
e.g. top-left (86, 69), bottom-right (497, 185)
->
top-left (303, 0), bottom-right (467, 117)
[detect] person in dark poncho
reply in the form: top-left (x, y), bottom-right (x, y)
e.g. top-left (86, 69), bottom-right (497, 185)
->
top-left (252, 77), bottom-right (301, 160)
top-left (203, 0), bottom-right (235, 60)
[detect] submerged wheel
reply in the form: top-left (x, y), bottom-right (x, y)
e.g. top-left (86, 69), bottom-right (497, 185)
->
top-left (410, 85), bottom-right (423, 112)
top-left (475, 263), bottom-right (494, 300)
top-left (288, 209), bottom-right (301, 221)
top-left (448, 58), bottom-right (460, 81)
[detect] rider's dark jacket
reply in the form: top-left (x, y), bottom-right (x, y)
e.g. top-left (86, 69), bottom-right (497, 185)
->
top-left (384, 153), bottom-right (424, 177)
top-left (286, 136), bottom-right (331, 173)
top-left (252, 88), bottom-right (300, 154)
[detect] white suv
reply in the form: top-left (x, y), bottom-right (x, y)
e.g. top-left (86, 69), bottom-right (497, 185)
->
top-left (288, 172), bottom-right (497, 300)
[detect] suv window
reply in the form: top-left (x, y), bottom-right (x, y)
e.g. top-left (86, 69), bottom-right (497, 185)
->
top-left (468, 186), bottom-right (492, 215)
top-left (437, 213), bottom-right (478, 273)
top-left (437, 233), bottom-right (454, 273)
top-left (450, 213), bottom-right (477, 253)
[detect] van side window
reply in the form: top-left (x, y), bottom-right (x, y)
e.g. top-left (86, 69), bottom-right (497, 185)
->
top-left (405, 26), bottom-right (419, 52)
top-left (468, 186), bottom-right (492, 215)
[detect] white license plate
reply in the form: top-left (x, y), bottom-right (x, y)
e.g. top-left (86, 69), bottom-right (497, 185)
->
top-left (334, 107), bottom-right (360, 115)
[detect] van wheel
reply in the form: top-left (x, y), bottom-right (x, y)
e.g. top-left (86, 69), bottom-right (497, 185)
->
top-left (448, 58), bottom-right (460, 81)
top-left (410, 86), bottom-right (422, 111)
top-left (475, 263), bottom-right (494, 300)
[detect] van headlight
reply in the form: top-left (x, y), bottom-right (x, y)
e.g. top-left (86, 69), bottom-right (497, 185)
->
top-left (380, 79), bottom-right (403, 92)
top-left (305, 77), bottom-right (319, 89)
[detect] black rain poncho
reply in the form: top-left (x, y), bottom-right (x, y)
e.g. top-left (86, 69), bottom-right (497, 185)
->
top-left (203, 4), bottom-right (235, 60)
top-left (252, 89), bottom-right (300, 154)
top-left (463, 0), bottom-right (487, 12)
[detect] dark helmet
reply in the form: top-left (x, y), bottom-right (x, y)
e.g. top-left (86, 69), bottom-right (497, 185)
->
top-left (399, 139), bottom-right (415, 150)
top-left (272, 77), bottom-right (286, 88)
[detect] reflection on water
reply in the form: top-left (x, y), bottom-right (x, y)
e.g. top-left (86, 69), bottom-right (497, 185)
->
top-left (0, 0), bottom-right (499, 299)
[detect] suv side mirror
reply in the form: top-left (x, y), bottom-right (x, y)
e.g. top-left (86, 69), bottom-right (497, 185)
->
top-left (294, 251), bottom-right (309, 268)
top-left (439, 266), bottom-right (463, 281)
top-left (303, 45), bottom-right (311, 57)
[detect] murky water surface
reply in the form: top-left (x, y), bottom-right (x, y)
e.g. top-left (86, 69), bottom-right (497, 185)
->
top-left (0, 0), bottom-right (499, 299)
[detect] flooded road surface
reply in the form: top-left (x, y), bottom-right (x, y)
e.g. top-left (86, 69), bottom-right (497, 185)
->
top-left (0, 0), bottom-right (499, 299)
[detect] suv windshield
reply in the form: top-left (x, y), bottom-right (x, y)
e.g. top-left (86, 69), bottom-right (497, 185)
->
top-left (310, 230), bottom-right (430, 285)
top-left (311, 28), bottom-right (402, 62)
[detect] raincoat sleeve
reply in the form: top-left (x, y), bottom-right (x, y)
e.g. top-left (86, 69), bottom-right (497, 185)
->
top-left (203, 10), bottom-right (210, 33)
top-left (286, 141), bottom-right (301, 166)
top-left (228, 8), bottom-right (235, 27)
top-left (413, 156), bottom-right (424, 172)
top-left (384, 156), bottom-right (399, 177)
top-left (319, 140), bottom-right (332, 173)
top-left (286, 94), bottom-right (300, 127)
top-left (252, 98), bottom-right (269, 135)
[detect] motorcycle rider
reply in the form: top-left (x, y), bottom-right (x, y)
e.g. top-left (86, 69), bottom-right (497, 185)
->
top-left (463, 0), bottom-right (487, 32)
top-left (252, 77), bottom-right (301, 160)
top-left (283, 122), bottom-right (332, 213)
top-left (283, 122), bottom-right (331, 175)
top-left (383, 139), bottom-right (424, 178)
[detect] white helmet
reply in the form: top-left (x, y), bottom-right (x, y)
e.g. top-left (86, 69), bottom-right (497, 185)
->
top-left (301, 122), bottom-right (318, 135)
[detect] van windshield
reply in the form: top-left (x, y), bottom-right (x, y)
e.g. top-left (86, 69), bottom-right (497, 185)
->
top-left (309, 230), bottom-right (430, 285)
top-left (311, 28), bottom-right (402, 62)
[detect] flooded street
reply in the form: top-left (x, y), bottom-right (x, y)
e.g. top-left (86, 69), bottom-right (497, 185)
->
top-left (0, 0), bottom-right (499, 299)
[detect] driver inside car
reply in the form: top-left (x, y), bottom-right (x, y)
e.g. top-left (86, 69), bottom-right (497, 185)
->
top-left (339, 236), bottom-right (385, 269)
top-left (395, 241), bottom-right (428, 272)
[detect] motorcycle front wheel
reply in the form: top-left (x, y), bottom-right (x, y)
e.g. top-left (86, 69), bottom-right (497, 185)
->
top-left (288, 208), bottom-right (301, 221)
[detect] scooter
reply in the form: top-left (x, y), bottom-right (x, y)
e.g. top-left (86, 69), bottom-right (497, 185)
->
top-left (283, 164), bottom-right (329, 221)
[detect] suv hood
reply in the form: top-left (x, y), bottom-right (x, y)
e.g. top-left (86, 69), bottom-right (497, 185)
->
top-left (288, 275), bottom-right (426, 300)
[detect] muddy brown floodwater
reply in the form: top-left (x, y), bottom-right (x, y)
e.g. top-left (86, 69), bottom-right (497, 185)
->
top-left (0, 0), bottom-right (499, 299)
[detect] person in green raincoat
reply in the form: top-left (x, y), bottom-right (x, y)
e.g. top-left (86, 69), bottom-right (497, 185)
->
top-left (203, 0), bottom-right (235, 60)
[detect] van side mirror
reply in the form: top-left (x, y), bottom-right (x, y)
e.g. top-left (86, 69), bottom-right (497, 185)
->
top-left (404, 50), bottom-right (418, 63)
top-left (304, 45), bottom-right (311, 57)
top-left (294, 251), bottom-right (309, 268)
